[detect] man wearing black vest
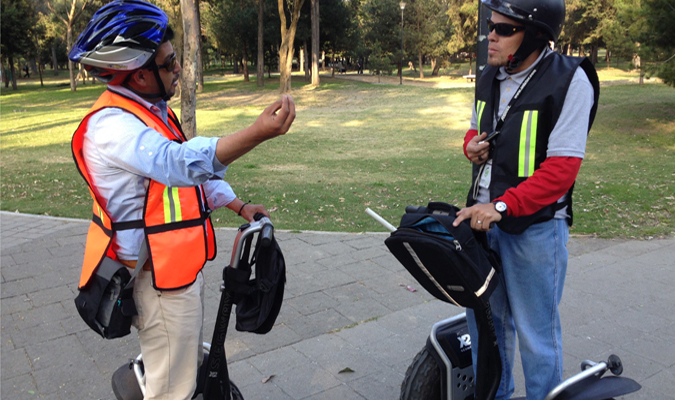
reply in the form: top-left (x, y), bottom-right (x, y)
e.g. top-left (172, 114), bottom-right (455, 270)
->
top-left (452, 0), bottom-right (599, 398)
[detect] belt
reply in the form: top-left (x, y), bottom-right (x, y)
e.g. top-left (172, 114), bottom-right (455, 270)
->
top-left (119, 259), bottom-right (152, 271)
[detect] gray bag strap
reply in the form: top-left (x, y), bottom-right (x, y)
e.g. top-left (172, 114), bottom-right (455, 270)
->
top-left (123, 237), bottom-right (148, 290)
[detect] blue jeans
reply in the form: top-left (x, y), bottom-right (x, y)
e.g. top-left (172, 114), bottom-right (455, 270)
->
top-left (466, 218), bottom-right (569, 400)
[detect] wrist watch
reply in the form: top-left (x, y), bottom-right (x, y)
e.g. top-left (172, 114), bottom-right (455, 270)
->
top-left (493, 201), bottom-right (508, 218)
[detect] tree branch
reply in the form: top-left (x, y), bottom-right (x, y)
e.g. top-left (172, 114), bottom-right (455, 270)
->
top-left (73, 0), bottom-right (90, 21)
top-left (47, 1), bottom-right (69, 25)
top-left (278, 0), bottom-right (287, 35)
top-left (660, 53), bottom-right (675, 64)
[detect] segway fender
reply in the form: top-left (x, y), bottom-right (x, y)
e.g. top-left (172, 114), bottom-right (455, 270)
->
top-left (111, 363), bottom-right (143, 400)
top-left (427, 313), bottom-right (475, 400)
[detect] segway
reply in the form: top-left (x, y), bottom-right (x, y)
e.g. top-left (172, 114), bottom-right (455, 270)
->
top-left (111, 216), bottom-right (277, 400)
top-left (400, 312), bottom-right (642, 400)
top-left (366, 205), bottom-right (642, 400)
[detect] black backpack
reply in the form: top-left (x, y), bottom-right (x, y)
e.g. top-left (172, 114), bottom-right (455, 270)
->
top-left (384, 202), bottom-right (501, 309)
top-left (384, 202), bottom-right (502, 400)
top-left (226, 234), bottom-right (286, 334)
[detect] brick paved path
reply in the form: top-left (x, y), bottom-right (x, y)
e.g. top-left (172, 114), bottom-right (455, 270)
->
top-left (2, 211), bottom-right (674, 399)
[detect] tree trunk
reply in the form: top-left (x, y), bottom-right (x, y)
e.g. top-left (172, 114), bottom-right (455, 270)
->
top-left (277, 0), bottom-right (305, 93)
top-left (180, 0), bottom-right (200, 139)
top-left (196, 0), bottom-right (204, 92)
top-left (303, 41), bottom-right (310, 81)
top-left (299, 46), bottom-right (304, 73)
top-left (67, 26), bottom-right (77, 91)
top-left (76, 63), bottom-right (87, 85)
top-left (30, 58), bottom-right (38, 75)
top-left (38, 63), bottom-right (44, 87)
top-left (1, 58), bottom-right (7, 88)
top-left (311, 0), bottom-right (319, 86)
top-left (590, 44), bottom-right (598, 65)
top-left (418, 53), bottom-right (424, 79)
top-left (257, 0), bottom-right (264, 87)
top-left (51, 45), bottom-right (59, 76)
top-left (321, 51), bottom-right (326, 71)
top-left (175, 39), bottom-right (183, 98)
top-left (243, 43), bottom-right (250, 82)
top-left (9, 56), bottom-right (18, 90)
top-left (468, 54), bottom-right (473, 75)
top-left (606, 50), bottom-right (610, 69)
top-left (431, 57), bottom-right (440, 76)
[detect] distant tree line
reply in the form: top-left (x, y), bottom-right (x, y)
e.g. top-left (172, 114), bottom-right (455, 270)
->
top-left (2, 0), bottom-right (673, 92)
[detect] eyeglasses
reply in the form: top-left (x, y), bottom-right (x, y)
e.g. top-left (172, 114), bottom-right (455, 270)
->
top-left (487, 19), bottom-right (526, 37)
top-left (156, 53), bottom-right (177, 72)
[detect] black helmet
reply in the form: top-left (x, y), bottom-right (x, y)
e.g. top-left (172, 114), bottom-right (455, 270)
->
top-left (482, 0), bottom-right (565, 42)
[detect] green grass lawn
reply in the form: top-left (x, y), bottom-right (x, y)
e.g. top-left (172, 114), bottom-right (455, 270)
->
top-left (1, 70), bottom-right (673, 238)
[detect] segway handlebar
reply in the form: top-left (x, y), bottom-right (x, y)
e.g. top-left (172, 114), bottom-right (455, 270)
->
top-left (230, 216), bottom-right (274, 269)
top-left (365, 208), bottom-right (396, 232)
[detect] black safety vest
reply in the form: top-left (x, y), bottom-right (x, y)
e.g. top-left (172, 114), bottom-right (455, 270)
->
top-left (467, 52), bottom-right (599, 234)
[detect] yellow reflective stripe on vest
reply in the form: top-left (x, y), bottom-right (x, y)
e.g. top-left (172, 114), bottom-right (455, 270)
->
top-left (476, 101), bottom-right (486, 132)
top-left (163, 187), bottom-right (183, 223)
top-left (518, 110), bottom-right (538, 177)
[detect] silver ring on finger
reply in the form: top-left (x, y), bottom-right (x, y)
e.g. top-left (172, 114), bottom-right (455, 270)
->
top-left (477, 221), bottom-right (483, 224)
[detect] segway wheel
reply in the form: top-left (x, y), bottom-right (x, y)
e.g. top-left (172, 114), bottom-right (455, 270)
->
top-left (400, 346), bottom-right (442, 400)
top-left (230, 380), bottom-right (244, 400)
top-left (112, 364), bottom-right (144, 400)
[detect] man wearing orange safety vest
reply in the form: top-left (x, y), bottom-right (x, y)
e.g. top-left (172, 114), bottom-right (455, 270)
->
top-left (69, 1), bottom-right (295, 398)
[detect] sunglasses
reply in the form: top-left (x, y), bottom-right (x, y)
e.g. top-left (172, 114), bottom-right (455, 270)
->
top-left (487, 19), bottom-right (526, 37)
top-left (156, 53), bottom-right (177, 71)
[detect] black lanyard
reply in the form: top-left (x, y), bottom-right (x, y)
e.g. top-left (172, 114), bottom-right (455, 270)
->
top-left (491, 57), bottom-right (544, 132)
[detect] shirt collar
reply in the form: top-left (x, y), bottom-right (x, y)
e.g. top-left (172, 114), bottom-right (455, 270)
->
top-left (496, 46), bottom-right (552, 83)
top-left (107, 85), bottom-right (168, 124)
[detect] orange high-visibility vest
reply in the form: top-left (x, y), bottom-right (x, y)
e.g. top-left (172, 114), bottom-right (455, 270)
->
top-left (72, 90), bottom-right (217, 290)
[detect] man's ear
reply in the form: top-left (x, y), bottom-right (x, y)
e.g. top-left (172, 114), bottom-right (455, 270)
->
top-left (128, 68), bottom-right (150, 88)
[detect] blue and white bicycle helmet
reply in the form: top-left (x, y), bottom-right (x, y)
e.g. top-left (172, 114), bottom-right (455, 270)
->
top-left (69, 0), bottom-right (169, 83)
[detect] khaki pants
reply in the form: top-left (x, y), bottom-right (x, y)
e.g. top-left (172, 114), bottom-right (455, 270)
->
top-left (132, 270), bottom-right (205, 400)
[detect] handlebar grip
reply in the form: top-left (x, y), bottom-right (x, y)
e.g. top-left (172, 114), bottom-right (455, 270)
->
top-left (261, 224), bottom-right (274, 247)
top-left (253, 212), bottom-right (265, 221)
top-left (405, 205), bottom-right (422, 214)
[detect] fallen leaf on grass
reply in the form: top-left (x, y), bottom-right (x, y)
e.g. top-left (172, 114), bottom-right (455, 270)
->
top-left (262, 375), bottom-right (275, 383)
top-left (269, 207), bottom-right (278, 212)
top-left (339, 367), bottom-right (355, 373)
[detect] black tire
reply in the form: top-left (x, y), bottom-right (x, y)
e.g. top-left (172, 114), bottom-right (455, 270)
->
top-left (230, 380), bottom-right (244, 400)
top-left (400, 346), bottom-right (442, 400)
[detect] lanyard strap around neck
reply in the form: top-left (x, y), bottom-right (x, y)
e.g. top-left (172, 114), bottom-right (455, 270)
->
top-left (491, 58), bottom-right (543, 131)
